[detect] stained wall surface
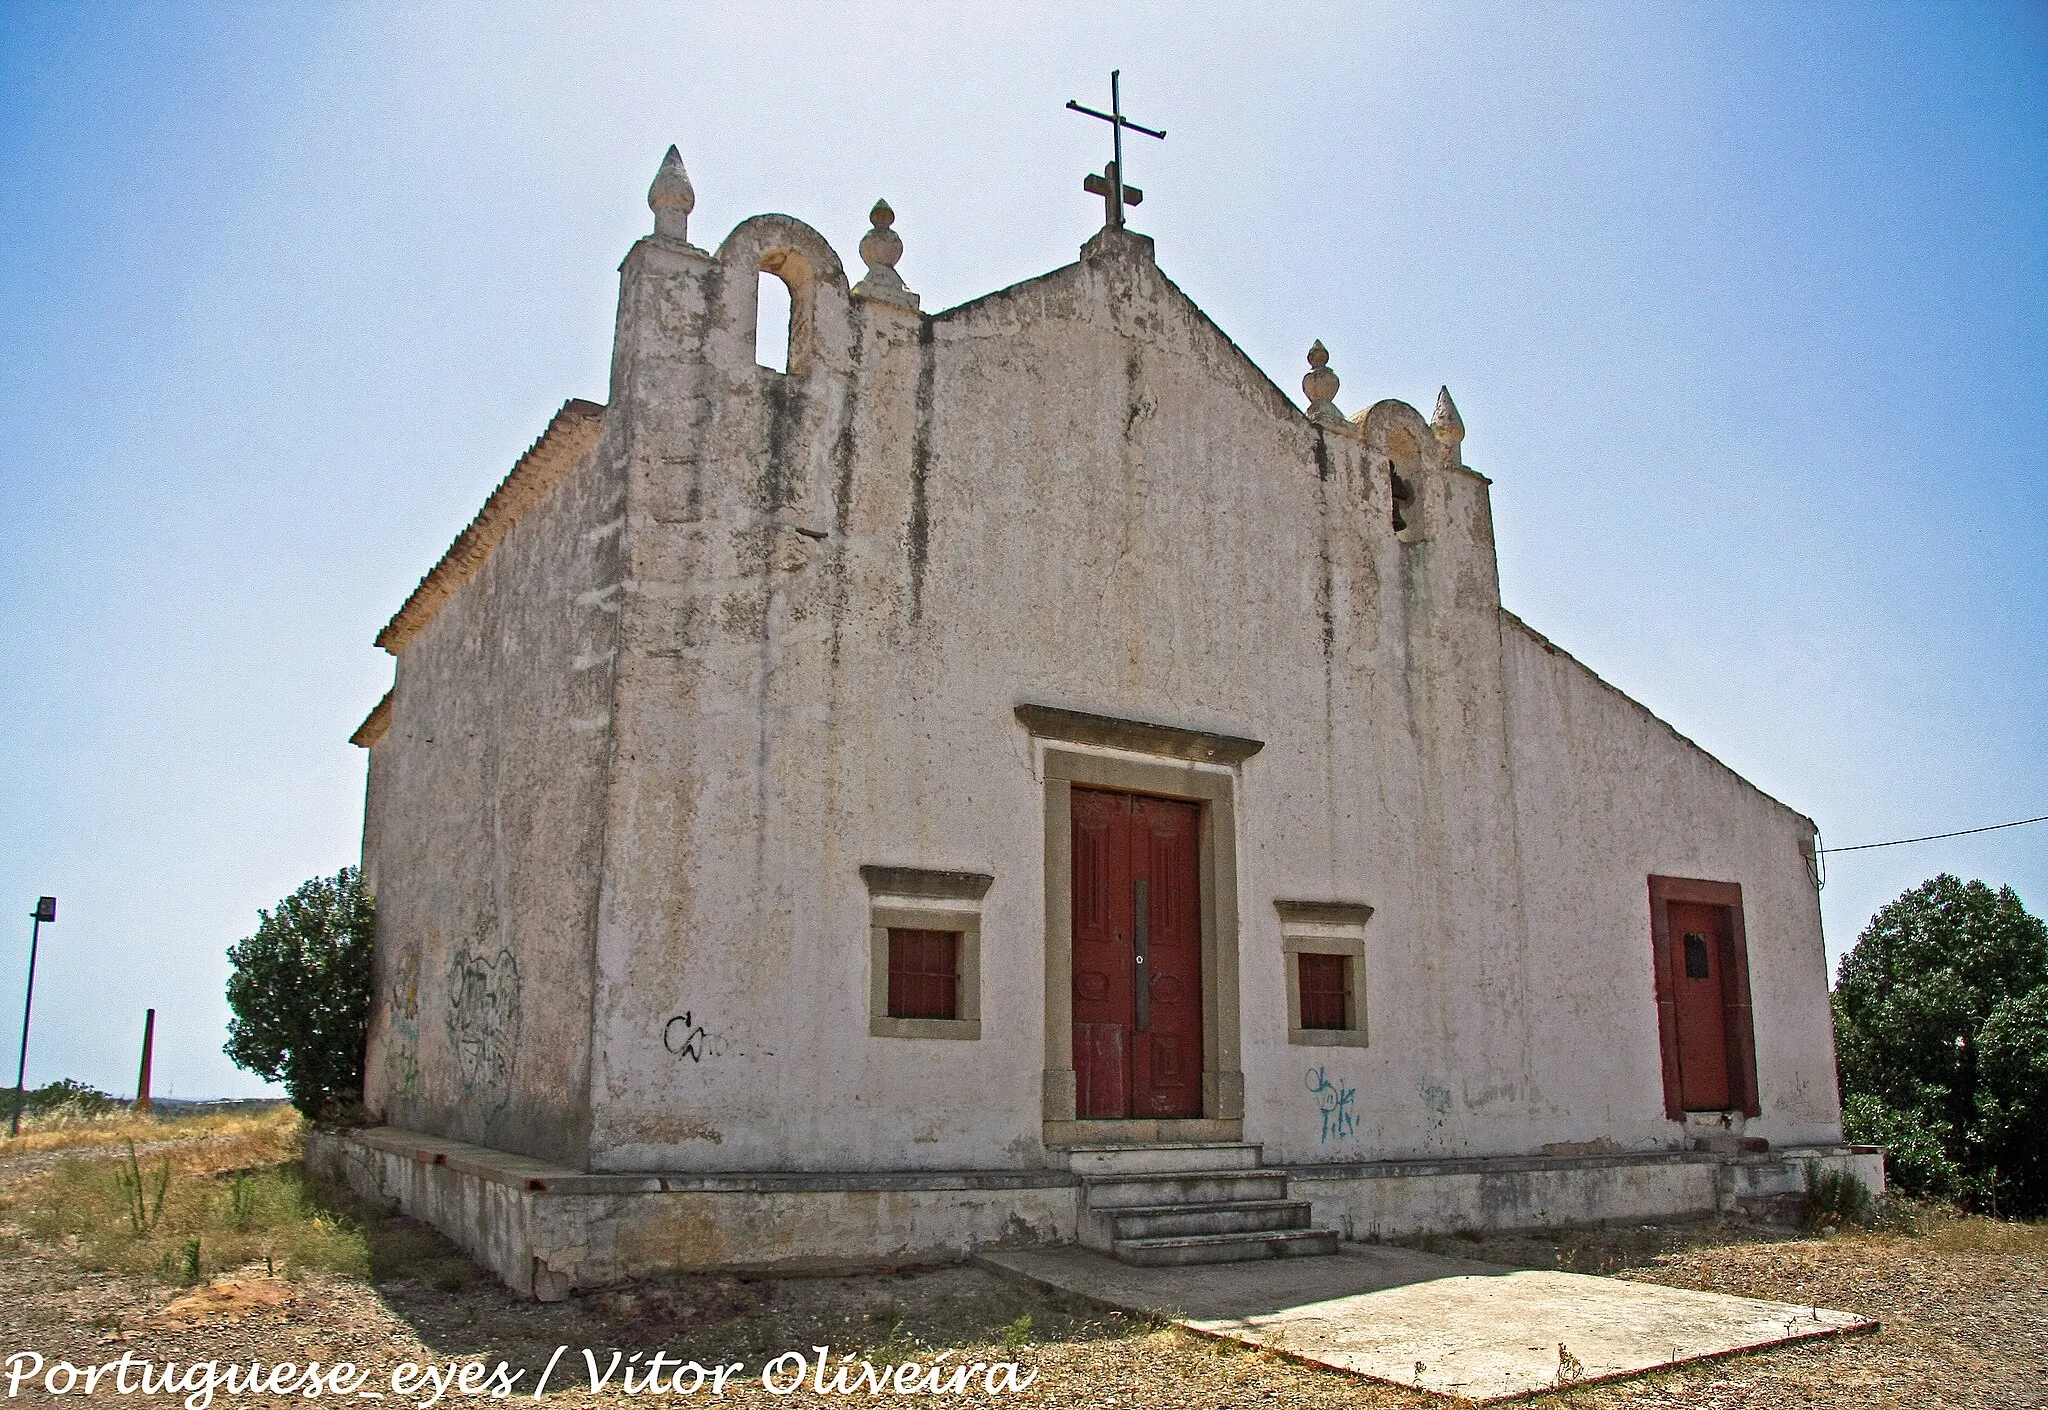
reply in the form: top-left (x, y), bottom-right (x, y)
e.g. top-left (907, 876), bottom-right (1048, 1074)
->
top-left (360, 425), bottom-right (622, 1167)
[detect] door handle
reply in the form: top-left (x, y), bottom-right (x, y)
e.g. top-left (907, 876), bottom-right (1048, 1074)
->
top-left (1134, 879), bottom-right (1150, 1033)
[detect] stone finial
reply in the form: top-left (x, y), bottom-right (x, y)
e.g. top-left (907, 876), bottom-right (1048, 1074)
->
top-left (1432, 385), bottom-right (1465, 459)
top-left (1303, 341), bottom-right (1346, 428)
top-left (648, 145), bottom-right (695, 242)
top-left (860, 200), bottom-right (902, 272)
top-left (851, 198), bottom-right (920, 310)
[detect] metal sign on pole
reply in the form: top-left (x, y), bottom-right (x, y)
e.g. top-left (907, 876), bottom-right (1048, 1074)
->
top-left (10, 897), bottom-right (56, 1138)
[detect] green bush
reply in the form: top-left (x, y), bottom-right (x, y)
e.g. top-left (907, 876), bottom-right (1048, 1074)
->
top-left (224, 867), bottom-right (374, 1120)
top-left (1841, 1092), bottom-right (1971, 1201)
top-left (1975, 985), bottom-right (2048, 1210)
top-left (5, 1078), bottom-right (118, 1121)
top-left (1834, 875), bottom-right (2048, 1215)
top-left (1801, 1160), bottom-right (1875, 1230)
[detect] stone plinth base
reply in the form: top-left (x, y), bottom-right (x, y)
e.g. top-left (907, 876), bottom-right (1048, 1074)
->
top-left (306, 1127), bottom-right (1077, 1300)
top-left (1288, 1145), bottom-right (1885, 1240)
top-left (308, 1128), bottom-right (1883, 1300)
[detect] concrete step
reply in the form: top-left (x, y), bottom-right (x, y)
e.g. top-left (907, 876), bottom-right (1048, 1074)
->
top-left (1064, 1142), bottom-right (1265, 1177)
top-left (1078, 1169), bottom-right (1290, 1209)
top-left (1112, 1227), bottom-right (1342, 1267)
top-left (1106, 1198), bottom-right (1312, 1241)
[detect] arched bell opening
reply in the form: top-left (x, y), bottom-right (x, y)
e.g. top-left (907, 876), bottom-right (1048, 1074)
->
top-left (755, 271), bottom-right (791, 374)
top-left (1387, 425), bottom-right (1423, 539)
top-left (755, 247), bottom-right (816, 377)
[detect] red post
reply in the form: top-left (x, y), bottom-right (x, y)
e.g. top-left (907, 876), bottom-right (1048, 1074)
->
top-left (135, 1009), bottom-right (155, 1113)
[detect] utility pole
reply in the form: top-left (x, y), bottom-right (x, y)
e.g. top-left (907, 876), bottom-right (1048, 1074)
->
top-left (9, 897), bottom-right (56, 1138)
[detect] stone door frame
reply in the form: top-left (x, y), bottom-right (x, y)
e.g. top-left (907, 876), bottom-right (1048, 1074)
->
top-left (1648, 875), bottom-right (1761, 1120)
top-left (1016, 706), bottom-right (1256, 1147)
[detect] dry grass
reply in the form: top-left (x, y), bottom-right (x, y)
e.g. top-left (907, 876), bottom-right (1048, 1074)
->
top-left (0, 1104), bottom-right (370, 1285)
top-left (0, 1102), bottom-right (293, 1157)
top-left (1895, 1200), bottom-right (2048, 1255)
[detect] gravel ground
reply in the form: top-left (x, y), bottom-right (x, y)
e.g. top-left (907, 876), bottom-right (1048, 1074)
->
top-left (1429, 1219), bottom-right (2048, 1410)
top-left (1, 1132), bottom-right (2042, 1408)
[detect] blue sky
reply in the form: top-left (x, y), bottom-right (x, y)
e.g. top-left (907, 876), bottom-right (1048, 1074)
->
top-left (2, 2), bottom-right (2043, 1100)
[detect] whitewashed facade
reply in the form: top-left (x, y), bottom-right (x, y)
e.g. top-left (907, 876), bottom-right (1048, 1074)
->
top-left (329, 150), bottom-right (1876, 1298)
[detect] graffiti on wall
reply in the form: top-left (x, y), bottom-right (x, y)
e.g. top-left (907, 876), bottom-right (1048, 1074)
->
top-left (385, 942), bottom-right (422, 1101)
top-left (1306, 1065), bottom-right (1358, 1143)
top-left (447, 940), bottom-right (522, 1113)
top-left (663, 1011), bottom-right (708, 1061)
top-left (659, 1008), bottom-right (745, 1064)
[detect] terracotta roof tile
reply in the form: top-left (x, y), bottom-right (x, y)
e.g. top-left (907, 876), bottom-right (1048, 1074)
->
top-left (373, 398), bottom-right (605, 655)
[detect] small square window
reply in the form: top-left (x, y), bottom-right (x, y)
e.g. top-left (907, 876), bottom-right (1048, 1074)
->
top-left (1278, 900), bottom-right (1372, 1048)
top-left (888, 928), bottom-right (960, 1020)
top-left (861, 866), bottom-right (989, 1041)
top-left (1297, 953), bottom-right (1349, 1030)
top-left (1684, 932), bottom-right (1711, 979)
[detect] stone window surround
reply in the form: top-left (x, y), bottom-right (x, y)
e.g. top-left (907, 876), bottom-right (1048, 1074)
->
top-left (861, 866), bottom-right (992, 1041)
top-left (1018, 704), bottom-right (1260, 1146)
top-left (1277, 900), bottom-right (1374, 1048)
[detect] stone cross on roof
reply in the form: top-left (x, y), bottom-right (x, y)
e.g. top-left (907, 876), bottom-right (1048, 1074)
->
top-left (1068, 70), bottom-right (1165, 229)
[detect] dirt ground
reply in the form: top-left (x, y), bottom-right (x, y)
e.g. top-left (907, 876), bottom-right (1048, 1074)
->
top-left (1, 1121), bottom-right (2042, 1408)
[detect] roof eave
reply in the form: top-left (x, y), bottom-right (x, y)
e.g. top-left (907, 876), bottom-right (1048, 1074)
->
top-left (374, 398), bottom-right (606, 655)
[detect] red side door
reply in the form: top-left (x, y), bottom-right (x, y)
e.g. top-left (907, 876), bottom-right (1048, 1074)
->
top-left (1669, 901), bottom-right (1733, 1111)
top-left (1072, 787), bottom-right (1204, 1119)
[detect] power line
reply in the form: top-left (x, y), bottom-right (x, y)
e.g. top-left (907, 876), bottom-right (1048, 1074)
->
top-left (1819, 814), bottom-right (2048, 855)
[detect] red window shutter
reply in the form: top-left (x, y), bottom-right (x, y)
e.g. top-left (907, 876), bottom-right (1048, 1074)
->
top-left (888, 929), bottom-right (959, 1020)
top-left (1298, 953), bottom-right (1348, 1030)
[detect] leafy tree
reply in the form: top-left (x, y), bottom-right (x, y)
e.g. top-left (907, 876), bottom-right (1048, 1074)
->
top-left (224, 867), bottom-right (375, 1119)
top-left (1834, 874), bottom-right (2048, 1213)
top-left (1976, 985), bottom-right (2048, 1208)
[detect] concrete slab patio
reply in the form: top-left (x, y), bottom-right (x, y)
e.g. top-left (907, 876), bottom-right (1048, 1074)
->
top-left (979, 1243), bottom-right (1877, 1402)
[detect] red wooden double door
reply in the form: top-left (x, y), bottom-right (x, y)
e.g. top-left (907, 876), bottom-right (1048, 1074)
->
top-left (1071, 787), bottom-right (1203, 1119)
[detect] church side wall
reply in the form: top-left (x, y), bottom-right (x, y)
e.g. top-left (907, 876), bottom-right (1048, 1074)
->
top-left (1496, 620), bottom-right (1845, 1149)
top-left (359, 719), bottom-right (393, 1103)
top-left (360, 440), bottom-right (621, 1167)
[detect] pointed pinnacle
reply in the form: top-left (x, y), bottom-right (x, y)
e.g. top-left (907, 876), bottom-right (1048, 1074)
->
top-left (648, 145), bottom-right (695, 239)
top-left (1432, 385), bottom-right (1465, 446)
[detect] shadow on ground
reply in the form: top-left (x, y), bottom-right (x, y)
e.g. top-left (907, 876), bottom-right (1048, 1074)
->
top-left (1395, 1214), bottom-right (1810, 1277)
top-left (310, 1173), bottom-right (1147, 1383)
